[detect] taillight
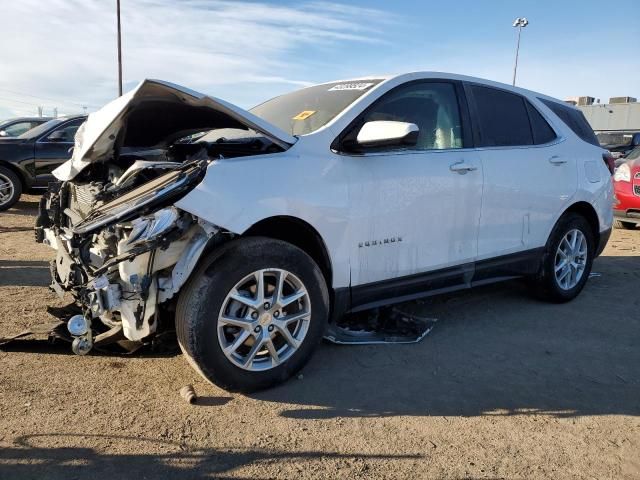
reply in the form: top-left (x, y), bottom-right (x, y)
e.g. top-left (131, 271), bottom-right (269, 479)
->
top-left (602, 152), bottom-right (615, 175)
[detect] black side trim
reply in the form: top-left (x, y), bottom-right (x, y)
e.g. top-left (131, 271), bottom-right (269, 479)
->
top-left (595, 227), bottom-right (612, 257)
top-left (331, 248), bottom-right (545, 320)
top-left (350, 263), bottom-right (474, 313)
top-left (473, 247), bottom-right (543, 282)
top-left (330, 287), bottom-right (351, 324)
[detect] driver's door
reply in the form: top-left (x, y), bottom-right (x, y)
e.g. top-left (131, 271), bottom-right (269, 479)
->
top-left (342, 80), bottom-right (483, 307)
top-left (34, 118), bottom-right (84, 185)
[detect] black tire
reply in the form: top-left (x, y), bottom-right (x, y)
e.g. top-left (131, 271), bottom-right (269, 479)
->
top-left (613, 220), bottom-right (637, 230)
top-left (175, 236), bottom-right (329, 392)
top-left (0, 166), bottom-right (22, 212)
top-left (531, 213), bottom-right (595, 303)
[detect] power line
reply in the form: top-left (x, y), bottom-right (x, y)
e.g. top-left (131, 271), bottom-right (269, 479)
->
top-left (0, 95), bottom-right (41, 106)
top-left (0, 100), bottom-right (82, 118)
top-left (0, 86), bottom-right (100, 109)
top-left (0, 105), bottom-right (42, 117)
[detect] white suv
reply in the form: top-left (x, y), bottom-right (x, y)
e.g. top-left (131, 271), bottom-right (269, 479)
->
top-left (38, 72), bottom-right (613, 391)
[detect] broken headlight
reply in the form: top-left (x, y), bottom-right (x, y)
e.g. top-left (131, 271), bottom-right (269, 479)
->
top-left (124, 207), bottom-right (180, 247)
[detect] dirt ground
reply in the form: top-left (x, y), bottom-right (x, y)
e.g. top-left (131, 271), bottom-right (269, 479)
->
top-left (0, 194), bottom-right (638, 480)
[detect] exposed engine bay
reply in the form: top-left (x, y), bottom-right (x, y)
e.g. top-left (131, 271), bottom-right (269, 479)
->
top-left (35, 79), bottom-right (290, 354)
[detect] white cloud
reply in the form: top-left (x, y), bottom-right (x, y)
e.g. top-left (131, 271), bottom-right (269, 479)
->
top-left (1, 1), bottom-right (637, 120)
top-left (0, 0), bottom-right (396, 117)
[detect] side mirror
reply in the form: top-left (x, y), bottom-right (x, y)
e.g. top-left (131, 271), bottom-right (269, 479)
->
top-left (356, 120), bottom-right (419, 148)
top-left (0, 130), bottom-right (8, 137)
top-left (47, 130), bottom-right (67, 142)
top-left (632, 133), bottom-right (640, 147)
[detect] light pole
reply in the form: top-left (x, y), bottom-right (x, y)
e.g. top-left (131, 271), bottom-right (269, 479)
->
top-left (116, 0), bottom-right (123, 96)
top-left (512, 17), bottom-right (529, 86)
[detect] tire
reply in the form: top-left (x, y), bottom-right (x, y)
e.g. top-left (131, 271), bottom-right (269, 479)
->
top-left (175, 236), bottom-right (329, 392)
top-left (613, 220), bottom-right (637, 230)
top-left (532, 213), bottom-right (595, 303)
top-left (0, 166), bottom-right (22, 212)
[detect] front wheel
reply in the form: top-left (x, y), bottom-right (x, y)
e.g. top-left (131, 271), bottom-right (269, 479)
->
top-left (175, 237), bottom-right (329, 392)
top-left (532, 213), bottom-right (595, 303)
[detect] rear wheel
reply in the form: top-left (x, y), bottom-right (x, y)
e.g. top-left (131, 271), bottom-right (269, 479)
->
top-left (176, 237), bottom-right (329, 392)
top-left (0, 166), bottom-right (22, 211)
top-left (614, 220), bottom-right (637, 230)
top-left (532, 213), bottom-right (594, 303)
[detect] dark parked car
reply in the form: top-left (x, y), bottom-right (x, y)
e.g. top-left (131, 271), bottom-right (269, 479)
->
top-left (597, 131), bottom-right (640, 160)
top-left (0, 115), bottom-right (86, 210)
top-left (0, 117), bottom-right (52, 137)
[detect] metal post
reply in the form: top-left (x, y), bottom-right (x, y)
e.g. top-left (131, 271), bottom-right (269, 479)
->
top-left (512, 17), bottom-right (528, 87)
top-left (512, 26), bottom-right (521, 86)
top-left (117, 0), bottom-right (123, 96)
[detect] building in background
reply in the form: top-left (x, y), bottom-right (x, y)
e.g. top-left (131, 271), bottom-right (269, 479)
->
top-left (565, 96), bottom-right (595, 106)
top-left (568, 96), bottom-right (640, 154)
top-left (578, 97), bottom-right (639, 133)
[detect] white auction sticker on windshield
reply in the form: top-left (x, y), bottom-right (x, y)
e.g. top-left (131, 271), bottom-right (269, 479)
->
top-left (328, 82), bottom-right (374, 91)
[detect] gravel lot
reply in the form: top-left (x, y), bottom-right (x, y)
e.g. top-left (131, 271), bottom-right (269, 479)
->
top-left (1, 194), bottom-right (638, 479)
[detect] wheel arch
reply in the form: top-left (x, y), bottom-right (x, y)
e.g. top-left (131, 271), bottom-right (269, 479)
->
top-left (560, 201), bottom-right (604, 254)
top-left (243, 215), bottom-right (333, 288)
top-left (0, 160), bottom-right (28, 191)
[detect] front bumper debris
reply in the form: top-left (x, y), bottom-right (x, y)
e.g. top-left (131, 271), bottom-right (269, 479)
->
top-left (324, 307), bottom-right (437, 345)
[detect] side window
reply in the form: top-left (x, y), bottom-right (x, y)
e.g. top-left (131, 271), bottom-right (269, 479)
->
top-left (470, 85), bottom-right (533, 147)
top-left (44, 120), bottom-right (82, 142)
top-left (3, 122), bottom-right (34, 137)
top-left (358, 82), bottom-right (464, 150)
top-left (539, 98), bottom-right (599, 147)
top-left (525, 101), bottom-right (557, 144)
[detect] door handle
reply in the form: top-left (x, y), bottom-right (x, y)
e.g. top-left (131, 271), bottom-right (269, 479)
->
top-left (450, 161), bottom-right (477, 173)
top-left (548, 155), bottom-right (567, 165)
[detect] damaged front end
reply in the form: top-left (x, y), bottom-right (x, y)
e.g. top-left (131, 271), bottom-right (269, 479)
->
top-left (38, 160), bottom-right (220, 348)
top-left (34, 79), bottom-right (295, 353)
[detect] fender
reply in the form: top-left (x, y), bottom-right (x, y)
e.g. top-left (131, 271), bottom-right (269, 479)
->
top-left (174, 141), bottom-right (352, 289)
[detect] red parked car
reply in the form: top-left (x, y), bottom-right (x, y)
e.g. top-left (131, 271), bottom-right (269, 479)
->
top-left (613, 146), bottom-right (640, 229)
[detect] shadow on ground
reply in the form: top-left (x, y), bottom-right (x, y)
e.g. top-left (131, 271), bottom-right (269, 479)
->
top-left (3, 199), bottom-right (639, 422)
top-left (254, 255), bottom-right (640, 420)
top-left (4, 198), bottom-right (39, 217)
top-left (0, 433), bottom-right (420, 480)
top-left (0, 260), bottom-right (50, 287)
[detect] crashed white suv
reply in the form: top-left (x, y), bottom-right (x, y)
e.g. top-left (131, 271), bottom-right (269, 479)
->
top-left (37, 73), bottom-right (613, 391)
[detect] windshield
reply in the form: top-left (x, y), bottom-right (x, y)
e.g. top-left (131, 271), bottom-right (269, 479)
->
top-left (250, 80), bottom-right (383, 135)
top-left (17, 118), bottom-right (64, 139)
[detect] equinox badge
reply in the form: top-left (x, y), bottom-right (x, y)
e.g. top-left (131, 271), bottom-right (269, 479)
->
top-left (358, 236), bottom-right (403, 248)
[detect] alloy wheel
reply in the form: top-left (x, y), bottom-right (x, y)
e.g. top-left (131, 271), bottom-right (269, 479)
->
top-left (217, 268), bottom-right (311, 371)
top-left (0, 173), bottom-right (14, 206)
top-left (554, 228), bottom-right (588, 290)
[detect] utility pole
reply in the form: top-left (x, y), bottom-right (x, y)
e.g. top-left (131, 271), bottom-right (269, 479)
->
top-left (37, 106), bottom-right (43, 117)
top-left (53, 107), bottom-right (58, 118)
top-left (512, 17), bottom-right (529, 86)
top-left (117, 0), bottom-right (123, 96)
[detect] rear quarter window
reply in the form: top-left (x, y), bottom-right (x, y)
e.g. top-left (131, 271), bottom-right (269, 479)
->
top-left (525, 102), bottom-right (557, 144)
top-left (539, 98), bottom-right (599, 147)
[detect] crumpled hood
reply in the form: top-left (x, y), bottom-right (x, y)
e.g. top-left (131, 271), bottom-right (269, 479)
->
top-left (54, 79), bottom-right (297, 181)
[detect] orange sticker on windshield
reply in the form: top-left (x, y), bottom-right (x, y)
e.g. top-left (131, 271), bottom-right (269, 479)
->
top-left (292, 110), bottom-right (316, 120)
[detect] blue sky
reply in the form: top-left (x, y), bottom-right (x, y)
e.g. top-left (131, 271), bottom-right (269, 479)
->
top-left (1, 0), bottom-right (638, 118)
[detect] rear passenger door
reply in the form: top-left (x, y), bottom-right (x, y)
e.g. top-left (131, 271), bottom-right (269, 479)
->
top-left (466, 84), bottom-right (577, 259)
